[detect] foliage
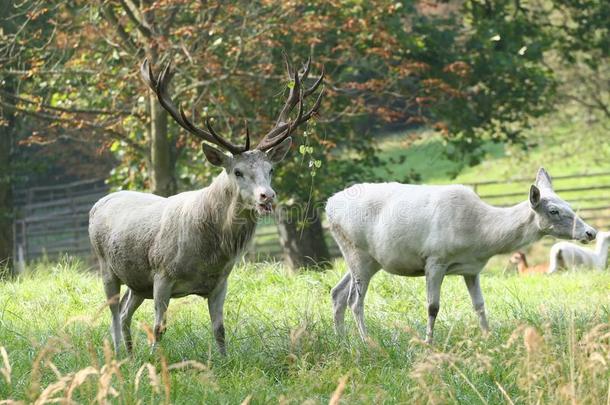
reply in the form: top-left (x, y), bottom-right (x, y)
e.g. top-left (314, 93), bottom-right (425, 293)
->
top-left (2, 0), bottom-right (562, 194)
top-left (545, 0), bottom-right (610, 120)
top-left (0, 258), bottom-right (609, 403)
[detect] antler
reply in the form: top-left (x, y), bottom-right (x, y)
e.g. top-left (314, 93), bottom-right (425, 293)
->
top-left (140, 58), bottom-right (249, 155)
top-left (256, 54), bottom-right (325, 151)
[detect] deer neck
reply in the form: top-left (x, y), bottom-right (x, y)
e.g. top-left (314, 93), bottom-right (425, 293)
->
top-left (480, 201), bottom-right (542, 256)
top-left (198, 171), bottom-right (257, 234)
top-left (520, 255), bottom-right (529, 272)
top-left (517, 261), bottom-right (528, 274)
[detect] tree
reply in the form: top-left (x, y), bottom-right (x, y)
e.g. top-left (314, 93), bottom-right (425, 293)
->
top-left (0, 76), bottom-right (14, 273)
top-left (547, 0), bottom-right (610, 120)
top-left (0, 0), bottom-right (57, 273)
top-left (3, 0), bottom-right (561, 270)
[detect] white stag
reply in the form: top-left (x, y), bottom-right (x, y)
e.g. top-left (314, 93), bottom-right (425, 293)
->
top-left (548, 231), bottom-right (610, 272)
top-left (89, 56), bottom-right (324, 354)
top-left (326, 168), bottom-right (597, 343)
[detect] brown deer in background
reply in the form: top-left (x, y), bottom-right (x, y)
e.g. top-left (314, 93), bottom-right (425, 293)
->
top-left (509, 252), bottom-right (549, 275)
top-left (89, 55), bottom-right (324, 355)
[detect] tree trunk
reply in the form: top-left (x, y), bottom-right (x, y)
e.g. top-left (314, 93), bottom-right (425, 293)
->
top-left (276, 207), bottom-right (331, 270)
top-left (0, 82), bottom-right (14, 274)
top-left (141, 1), bottom-right (175, 198)
top-left (149, 96), bottom-right (175, 196)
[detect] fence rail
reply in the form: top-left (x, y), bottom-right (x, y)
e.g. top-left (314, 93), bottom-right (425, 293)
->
top-left (469, 170), bottom-right (610, 232)
top-left (12, 171), bottom-right (610, 263)
top-left (13, 179), bottom-right (107, 262)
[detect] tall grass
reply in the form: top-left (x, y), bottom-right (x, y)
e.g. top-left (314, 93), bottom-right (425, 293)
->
top-left (0, 257), bottom-right (609, 404)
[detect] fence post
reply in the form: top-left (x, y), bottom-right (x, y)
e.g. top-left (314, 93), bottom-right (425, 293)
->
top-left (20, 220), bottom-right (27, 261)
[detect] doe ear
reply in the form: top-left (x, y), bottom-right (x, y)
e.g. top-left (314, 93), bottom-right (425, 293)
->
top-left (266, 137), bottom-right (292, 163)
top-left (529, 184), bottom-right (541, 208)
top-left (535, 167), bottom-right (553, 190)
top-left (202, 143), bottom-right (231, 167)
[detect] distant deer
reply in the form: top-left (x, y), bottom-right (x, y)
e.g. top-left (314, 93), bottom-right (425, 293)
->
top-left (509, 252), bottom-right (549, 275)
top-left (548, 231), bottom-right (610, 272)
top-left (326, 168), bottom-right (597, 344)
top-left (89, 55), bottom-right (324, 355)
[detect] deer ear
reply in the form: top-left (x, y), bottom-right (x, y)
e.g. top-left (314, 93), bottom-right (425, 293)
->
top-left (529, 185), bottom-right (541, 208)
top-left (266, 137), bottom-right (292, 163)
top-left (535, 167), bottom-right (553, 190)
top-left (202, 143), bottom-right (230, 167)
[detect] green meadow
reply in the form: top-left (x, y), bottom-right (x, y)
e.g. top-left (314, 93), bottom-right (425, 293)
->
top-left (0, 258), bottom-right (609, 404)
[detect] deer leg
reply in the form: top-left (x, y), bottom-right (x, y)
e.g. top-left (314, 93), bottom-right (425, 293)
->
top-left (548, 247), bottom-right (562, 273)
top-left (463, 274), bottom-right (489, 335)
top-left (331, 271), bottom-right (352, 336)
top-left (152, 275), bottom-right (173, 349)
top-left (102, 270), bottom-right (122, 354)
top-left (349, 270), bottom-right (375, 342)
top-left (207, 278), bottom-right (228, 356)
top-left (424, 260), bottom-right (446, 344)
top-left (338, 247), bottom-right (378, 342)
top-left (120, 288), bottom-right (145, 354)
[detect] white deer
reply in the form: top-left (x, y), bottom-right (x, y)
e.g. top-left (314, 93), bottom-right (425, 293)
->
top-left (326, 168), bottom-right (597, 343)
top-left (548, 231), bottom-right (610, 272)
top-left (89, 56), bottom-right (323, 355)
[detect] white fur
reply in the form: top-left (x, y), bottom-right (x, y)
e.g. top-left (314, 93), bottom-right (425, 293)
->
top-left (548, 231), bottom-right (610, 272)
top-left (89, 141), bottom-right (291, 355)
top-left (326, 168), bottom-right (596, 343)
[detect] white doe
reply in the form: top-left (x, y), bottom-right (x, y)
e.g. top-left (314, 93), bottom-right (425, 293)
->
top-left (89, 56), bottom-right (323, 355)
top-left (326, 168), bottom-right (596, 343)
top-left (548, 231), bottom-right (610, 272)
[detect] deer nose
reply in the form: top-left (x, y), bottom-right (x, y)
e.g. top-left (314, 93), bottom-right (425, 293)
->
top-left (259, 190), bottom-right (275, 201)
top-left (585, 229), bottom-right (597, 241)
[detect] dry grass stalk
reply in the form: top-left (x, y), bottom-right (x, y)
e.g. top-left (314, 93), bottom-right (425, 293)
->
top-left (34, 375), bottom-right (72, 405)
top-left (329, 374), bottom-right (349, 405)
top-left (95, 340), bottom-right (126, 404)
top-left (167, 360), bottom-right (208, 372)
top-left (494, 381), bottom-right (516, 405)
top-left (27, 340), bottom-right (63, 401)
top-left (160, 354), bottom-right (170, 405)
top-left (65, 366), bottom-right (99, 401)
top-left (0, 347), bottom-right (11, 384)
top-left (134, 363), bottom-right (160, 394)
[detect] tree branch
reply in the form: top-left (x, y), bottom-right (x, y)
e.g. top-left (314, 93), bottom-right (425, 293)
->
top-left (0, 90), bottom-right (136, 117)
top-left (101, 3), bottom-right (139, 53)
top-left (0, 99), bottom-right (144, 152)
top-left (118, 0), bottom-right (154, 39)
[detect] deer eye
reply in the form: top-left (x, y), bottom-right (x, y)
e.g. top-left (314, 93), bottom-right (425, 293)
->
top-left (270, 168), bottom-right (274, 175)
top-left (234, 169), bottom-right (243, 178)
top-left (549, 209), bottom-right (559, 216)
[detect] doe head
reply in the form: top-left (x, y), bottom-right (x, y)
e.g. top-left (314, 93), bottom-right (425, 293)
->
top-left (528, 168), bottom-right (597, 243)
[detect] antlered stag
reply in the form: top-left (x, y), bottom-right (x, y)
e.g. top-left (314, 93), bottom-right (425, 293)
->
top-left (326, 168), bottom-right (597, 343)
top-left (89, 56), bottom-right (323, 355)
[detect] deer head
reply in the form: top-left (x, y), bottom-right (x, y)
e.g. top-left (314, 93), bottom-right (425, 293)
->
top-left (528, 168), bottom-right (597, 243)
top-left (140, 55), bottom-right (324, 215)
top-left (509, 252), bottom-right (526, 265)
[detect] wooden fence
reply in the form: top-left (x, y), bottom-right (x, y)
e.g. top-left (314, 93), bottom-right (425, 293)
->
top-left (12, 171), bottom-right (610, 263)
top-left (13, 179), bottom-right (108, 262)
top-left (470, 171), bottom-right (610, 232)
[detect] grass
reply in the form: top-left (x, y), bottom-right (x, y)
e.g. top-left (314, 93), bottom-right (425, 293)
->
top-left (1, 257), bottom-right (609, 404)
top-left (378, 112), bottom-right (610, 185)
